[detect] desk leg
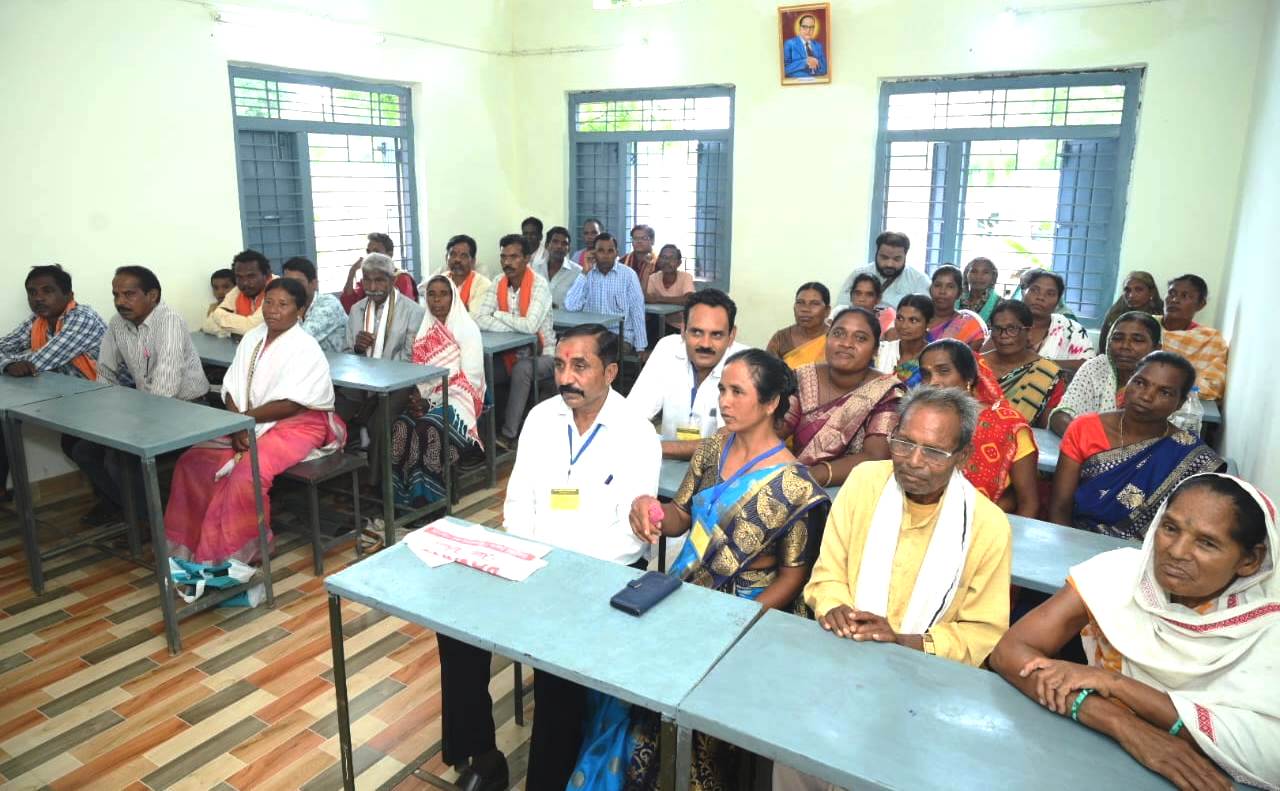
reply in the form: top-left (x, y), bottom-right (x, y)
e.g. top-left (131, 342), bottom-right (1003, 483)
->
top-left (247, 433), bottom-right (274, 607)
top-left (440, 371), bottom-right (451, 514)
top-left (483, 352), bottom-right (496, 488)
top-left (7, 417), bottom-right (43, 595)
top-left (142, 456), bottom-right (181, 655)
top-left (674, 722), bottom-right (692, 791)
top-left (119, 459), bottom-right (142, 560)
top-left (329, 594), bottom-right (356, 791)
top-left (380, 392), bottom-right (395, 547)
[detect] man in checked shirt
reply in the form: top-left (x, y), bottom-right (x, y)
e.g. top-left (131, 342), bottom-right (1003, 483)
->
top-left (0, 264), bottom-right (106, 506)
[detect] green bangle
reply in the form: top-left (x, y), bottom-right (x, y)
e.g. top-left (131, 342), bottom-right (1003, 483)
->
top-left (1070, 688), bottom-right (1095, 722)
top-left (1169, 718), bottom-right (1184, 736)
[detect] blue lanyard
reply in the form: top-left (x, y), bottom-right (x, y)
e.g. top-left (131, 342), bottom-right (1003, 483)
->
top-left (690, 362), bottom-right (700, 411)
top-left (709, 434), bottom-right (785, 510)
top-left (567, 423), bottom-right (603, 475)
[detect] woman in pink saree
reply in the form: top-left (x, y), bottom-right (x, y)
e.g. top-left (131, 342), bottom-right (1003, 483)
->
top-left (165, 278), bottom-right (345, 564)
top-left (782, 307), bottom-right (904, 488)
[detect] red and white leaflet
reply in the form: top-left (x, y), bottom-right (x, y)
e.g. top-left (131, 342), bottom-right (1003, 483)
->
top-left (404, 519), bottom-right (549, 581)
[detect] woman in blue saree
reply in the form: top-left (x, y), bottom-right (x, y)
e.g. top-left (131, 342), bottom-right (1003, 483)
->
top-left (569, 349), bottom-right (829, 791)
top-left (1049, 351), bottom-right (1224, 540)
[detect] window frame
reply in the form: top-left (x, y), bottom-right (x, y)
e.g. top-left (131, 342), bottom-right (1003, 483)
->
top-left (227, 64), bottom-right (421, 281)
top-left (567, 84), bottom-right (736, 292)
top-left (868, 68), bottom-right (1142, 327)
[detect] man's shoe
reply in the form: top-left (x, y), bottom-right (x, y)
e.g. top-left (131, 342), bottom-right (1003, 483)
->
top-left (81, 500), bottom-right (123, 528)
top-left (494, 433), bottom-right (517, 453)
top-left (457, 749), bottom-right (508, 791)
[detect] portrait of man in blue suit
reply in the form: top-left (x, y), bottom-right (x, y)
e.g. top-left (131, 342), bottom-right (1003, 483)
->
top-left (782, 12), bottom-right (828, 80)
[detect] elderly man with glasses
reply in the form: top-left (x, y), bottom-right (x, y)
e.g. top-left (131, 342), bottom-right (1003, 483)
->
top-left (773, 386), bottom-right (1013, 790)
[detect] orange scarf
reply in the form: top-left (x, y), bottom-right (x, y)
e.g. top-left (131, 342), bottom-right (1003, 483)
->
top-left (31, 300), bottom-right (97, 380)
top-left (496, 268), bottom-right (543, 373)
top-left (459, 271), bottom-right (476, 307)
top-left (234, 276), bottom-right (271, 316)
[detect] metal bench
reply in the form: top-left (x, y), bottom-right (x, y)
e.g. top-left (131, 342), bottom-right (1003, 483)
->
top-left (280, 451), bottom-right (367, 574)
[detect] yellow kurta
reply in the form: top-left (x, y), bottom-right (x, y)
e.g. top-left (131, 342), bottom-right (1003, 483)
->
top-left (804, 459), bottom-right (1012, 667)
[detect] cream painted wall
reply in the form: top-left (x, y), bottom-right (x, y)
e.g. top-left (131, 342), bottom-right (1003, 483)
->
top-left (0, 0), bottom-right (518, 482)
top-left (508, 0), bottom-right (1268, 347)
top-left (1220, 1), bottom-right (1279, 495)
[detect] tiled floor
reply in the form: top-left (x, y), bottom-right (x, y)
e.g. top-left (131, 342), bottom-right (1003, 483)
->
top-left (0, 476), bottom-right (535, 790)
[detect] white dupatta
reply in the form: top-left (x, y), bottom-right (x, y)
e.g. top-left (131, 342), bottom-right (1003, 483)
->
top-left (854, 469), bottom-right (978, 634)
top-left (1071, 474), bottom-right (1280, 789)
top-left (211, 322), bottom-right (343, 478)
top-left (411, 276), bottom-right (486, 444)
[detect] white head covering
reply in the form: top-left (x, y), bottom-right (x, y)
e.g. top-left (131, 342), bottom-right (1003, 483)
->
top-left (1071, 473), bottom-right (1279, 789)
top-left (411, 275), bottom-right (486, 444)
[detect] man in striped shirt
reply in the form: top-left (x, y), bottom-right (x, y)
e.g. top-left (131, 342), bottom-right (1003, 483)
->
top-left (563, 232), bottom-right (648, 353)
top-left (71, 266), bottom-right (209, 526)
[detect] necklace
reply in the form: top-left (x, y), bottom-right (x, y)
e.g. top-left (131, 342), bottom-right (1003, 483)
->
top-left (1119, 412), bottom-right (1169, 446)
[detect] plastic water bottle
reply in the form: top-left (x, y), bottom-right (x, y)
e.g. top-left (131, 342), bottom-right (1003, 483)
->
top-left (1169, 385), bottom-right (1204, 436)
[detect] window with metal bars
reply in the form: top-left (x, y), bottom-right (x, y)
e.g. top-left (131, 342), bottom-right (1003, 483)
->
top-left (229, 67), bottom-right (418, 292)
top-left (569, 88), bottom-right (734, 292)
top-left (869, 70), bottom-right (1141, 325)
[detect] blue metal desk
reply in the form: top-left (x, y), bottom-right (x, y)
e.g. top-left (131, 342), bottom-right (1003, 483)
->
top-left (553, 308), bottom-right (623, 334)
top-left (479, 331), bottom-right (539, 487)
top-left (676, 608), bottom-right (1172, 791)
top-left (10, 386), bottom-right (265, 653)
top-left (1033, 426), bottom-right (1061, 474)
top-left (1, 373), bottom-right (114, 587)
top-left (191, 332), bottom-right (449, 547)
top-left (323, 517), bottom-right (762, 791)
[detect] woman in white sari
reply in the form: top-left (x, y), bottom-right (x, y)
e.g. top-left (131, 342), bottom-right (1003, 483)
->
top-left (991, 473), bottom-right (1278, 790)
top-left (166, 278), bottom-right (345, 563)
top-left (390, 275), bottom-right (485, 506)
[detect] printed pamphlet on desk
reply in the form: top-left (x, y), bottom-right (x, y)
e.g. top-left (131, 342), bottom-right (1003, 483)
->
top-left (406, 520), bottom-right (549, 582)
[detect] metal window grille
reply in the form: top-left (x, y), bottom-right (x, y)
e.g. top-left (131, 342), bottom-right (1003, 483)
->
top-left (870, 70), bottom-right (1141, 324)
top-left (229, 67), bottom-right (418, 291)
top-left (569, 87), bottom-right (734, 291)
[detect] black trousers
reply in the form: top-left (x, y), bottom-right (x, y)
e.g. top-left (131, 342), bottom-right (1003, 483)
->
top-left (436, 558), bottom-right (645, 788)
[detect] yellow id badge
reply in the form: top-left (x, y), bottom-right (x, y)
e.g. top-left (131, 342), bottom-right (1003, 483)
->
top-left (550, 488), bottom-right (580, 511)
top-left (675, 426), bottom-right (702, 441)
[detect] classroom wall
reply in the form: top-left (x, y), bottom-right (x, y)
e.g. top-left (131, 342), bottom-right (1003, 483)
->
top-left (507, 0), bottom-right (1269, 347)
top-left (1220, 1), bottom-right (1279, 495)
top-left (0, 0), bottom-right (519, 483)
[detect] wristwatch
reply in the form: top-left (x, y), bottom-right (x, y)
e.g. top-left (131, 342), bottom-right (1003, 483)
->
top-left (921, 631), bottom-right (936, 655)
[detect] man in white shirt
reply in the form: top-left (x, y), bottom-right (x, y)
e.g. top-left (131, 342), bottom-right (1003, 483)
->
top-left (441, 234), bottom-right (492, 315)
top-left (833, 231), bottom-right (931, 312)
top-left (532, 225), bottom-right (581, 309)
top-left (522, 215), bottom-right (548, 270)
top-left (471, 234), bottom-right (556, 448)
top-left (627, 289), bottom-right (749, 460)
top-left (436, 323), bottom-right (660, 791)
top-left (73, 265), bottom-right (209, 526)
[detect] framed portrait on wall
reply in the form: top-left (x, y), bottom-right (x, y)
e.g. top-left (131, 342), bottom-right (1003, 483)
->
top-left (779, 3), bottom-right (831, 85)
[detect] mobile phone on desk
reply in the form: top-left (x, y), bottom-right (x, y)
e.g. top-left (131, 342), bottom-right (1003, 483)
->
top-left (609, 571), bottom-right (681, 616)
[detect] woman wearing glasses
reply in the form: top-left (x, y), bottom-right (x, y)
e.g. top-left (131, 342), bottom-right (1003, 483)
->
top-left (918, 339), bottom-right (1040, 517)
top-left (983, 299), bottom-right (1066, 428)
top-left (782, 307), bottom-right (906, 487)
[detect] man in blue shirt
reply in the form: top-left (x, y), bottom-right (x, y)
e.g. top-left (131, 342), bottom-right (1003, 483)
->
top-left (563, 233), bottom-right (648, 353)
top-left (783, 13), bottom-right (827, 78)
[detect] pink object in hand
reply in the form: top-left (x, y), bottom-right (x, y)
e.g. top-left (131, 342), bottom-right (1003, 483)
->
top-left (648, 501), bottom-right (664, 523)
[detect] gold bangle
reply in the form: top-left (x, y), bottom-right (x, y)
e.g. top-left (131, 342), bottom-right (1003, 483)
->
top-left (820, 461), bottom-right (834, 486)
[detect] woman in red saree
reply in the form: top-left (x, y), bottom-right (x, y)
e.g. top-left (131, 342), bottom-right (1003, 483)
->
top-left (782, 307), bottom-right (904, 488)
top-left (918, 339), bottom-right (1040, 516)
top-left (165, 278), bottom-right (345, 564)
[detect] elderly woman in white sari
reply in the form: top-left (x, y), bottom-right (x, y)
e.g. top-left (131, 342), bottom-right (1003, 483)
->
top-left (165, 278), bottom-right (345, 563)
top-left (390, 275), bottom-right (486, 506)
top-left (991, 473), bottom-right (1279, 791)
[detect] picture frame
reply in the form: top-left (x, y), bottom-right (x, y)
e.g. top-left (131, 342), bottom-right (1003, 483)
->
top-left (779, 3), bottom-right (832, 86)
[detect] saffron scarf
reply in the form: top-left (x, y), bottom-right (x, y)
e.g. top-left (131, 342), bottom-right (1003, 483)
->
top-left (495, 267), bottom-right (543, 374)
top-left (31, 300), bottom-right (97, 380)
top-left (233, 278), bottom-right (270, 316)
top-left (459, 271), bottom-right (477, 307)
